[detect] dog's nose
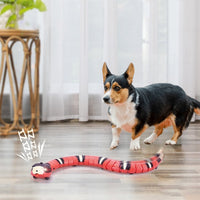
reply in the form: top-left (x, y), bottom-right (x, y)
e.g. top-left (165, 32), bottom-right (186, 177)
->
top-left (103, 96), bottom-right (110, 103)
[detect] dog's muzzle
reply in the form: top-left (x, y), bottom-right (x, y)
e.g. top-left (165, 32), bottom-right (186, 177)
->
top-left (103, 95), bottom-right (110, 104)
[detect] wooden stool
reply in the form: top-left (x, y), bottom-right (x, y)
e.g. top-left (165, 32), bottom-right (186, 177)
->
top-left (0, 30), bottom-right (40, 136)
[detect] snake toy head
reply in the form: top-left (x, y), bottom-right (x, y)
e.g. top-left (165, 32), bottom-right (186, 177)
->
top-left (31, 162), bottom-right (52, 180)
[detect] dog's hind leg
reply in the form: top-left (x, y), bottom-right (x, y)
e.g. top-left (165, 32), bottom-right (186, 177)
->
top-left (165, 115), bottom-right (183, 145)
top-left (144, 118), bottom-right (172, 144)
top-left (165, 129), bottom-right (182, 145)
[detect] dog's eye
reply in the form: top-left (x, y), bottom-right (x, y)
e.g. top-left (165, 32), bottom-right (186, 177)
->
top-left (113, 86), bottom-right (121, 91)
top-left (104, 86), bottom-right (108, 91)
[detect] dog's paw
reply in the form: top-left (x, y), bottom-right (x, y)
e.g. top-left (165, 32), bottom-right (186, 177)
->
top-left (165, 140), bottom-right (176, 145)
top-left (110, 141), bottom-right (119, 150)
top-left (144, 138), bottom-right (152, 144)
top-left (144, 132), bottom-right (157, 144)
top-left (130, 142), bottom-right (140, 150)
top-left (130, 138), bottom-right (140, 150)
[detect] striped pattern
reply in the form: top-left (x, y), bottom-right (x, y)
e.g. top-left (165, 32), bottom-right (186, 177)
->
top-left (146, 162), bottom-right (153, 169)
top-left (119, 161), bottom-right (131, 170)
top-left (56, 158), bottom-right (64, 165)
top-left (76, 155), bottom-right (85, 162)
top-left (98, 157), bottom-right (107, 165)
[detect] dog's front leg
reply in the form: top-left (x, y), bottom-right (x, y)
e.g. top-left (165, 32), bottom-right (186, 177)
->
top-left (130, 124), bottom-right (148, 150)
top-left (110, 125), bottom-right (121, 150)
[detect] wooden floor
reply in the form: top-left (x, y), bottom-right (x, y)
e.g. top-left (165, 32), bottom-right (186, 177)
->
top-left (0, 121), bottom-right (200, 200)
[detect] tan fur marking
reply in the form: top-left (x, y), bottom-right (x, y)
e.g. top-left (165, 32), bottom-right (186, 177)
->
top-left (194, 108), bottom-right (200, 115)
top-left (162, 118), bottom-right (172, 128)
top-left (112, 82), bottom-right (121, 89)
top-left (154, 117), bottom-right (172, 137)
top-left (104, 82), bottom-right (110, 92)
top-left (131, 124), bottom-right (148, 140)
top-left (169, 115), bottom-right (182, 143)
top-left (102, 62), bottom-right (109, 83)
top-left (119, 88), bottom-right (129, 103)
top-left (112, 124), bottom-right (116, 128)
top-left (154, 126), bottom-right (163, 137)
top-left (125, 63), bottom-right (135, 85)
top-left (110, 82), bottom-right (129, 104)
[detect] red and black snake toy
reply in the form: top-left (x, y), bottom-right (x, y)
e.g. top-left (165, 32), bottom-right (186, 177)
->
top-left (31, 150), bottom-right (163, 179)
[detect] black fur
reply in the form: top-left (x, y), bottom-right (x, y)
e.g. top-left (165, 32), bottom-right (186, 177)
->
top-left (104, 74), bottom-right (200, 137)
top-left (105, 74), bottom-right (130, 89)
top-left (134, 83), bottom-right (194, 129)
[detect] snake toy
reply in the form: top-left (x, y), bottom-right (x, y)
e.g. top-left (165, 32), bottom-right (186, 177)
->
top-left (31, 150), bottom-right (163, 179)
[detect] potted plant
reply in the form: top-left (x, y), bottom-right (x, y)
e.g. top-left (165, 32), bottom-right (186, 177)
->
top-left (0, 0), bottom-right (46, 29)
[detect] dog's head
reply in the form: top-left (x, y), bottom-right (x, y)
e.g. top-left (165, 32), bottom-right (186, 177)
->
top-left (102, 62), bottom-right (135, 105)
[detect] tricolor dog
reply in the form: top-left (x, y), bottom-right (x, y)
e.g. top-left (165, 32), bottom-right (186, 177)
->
top-left (102, 63), bottom-right (200, 150)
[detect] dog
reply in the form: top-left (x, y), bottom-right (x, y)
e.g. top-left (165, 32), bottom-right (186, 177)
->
top-left (102, 62), bottom-right (200, 150)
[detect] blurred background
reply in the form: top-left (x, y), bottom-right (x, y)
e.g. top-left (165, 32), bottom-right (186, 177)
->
top-left (1, 0), bottom-right (200, 122)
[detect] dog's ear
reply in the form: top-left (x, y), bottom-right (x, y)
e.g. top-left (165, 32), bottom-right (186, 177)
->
top-left (102, 62), bottom-right (112, 83)
top-left (123, 63), bottom-right (135, 85)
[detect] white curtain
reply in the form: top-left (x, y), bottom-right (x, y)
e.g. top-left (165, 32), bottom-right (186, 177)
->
top-left (5, 0), bottom-right (197, 122)
top-left (41, 0), bottom-right (107, 121)
top-left (40, 0), bottom-right (166, 121)
top-left (168, 0), bottom-right (200, 120)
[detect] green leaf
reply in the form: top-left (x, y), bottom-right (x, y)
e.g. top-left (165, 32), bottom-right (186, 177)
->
top-left (7, 23), bottom-right (15, 28)
top-left (19, 6), bottom-right (34, 15)
top-left (6, 13), bottom-right (16, 26)
top-left (16, 0), bottom-right (34, 7)
top-left (0, 0), bottom-right (15, 4)
top-left (34, 0), bottom-right (46, 12)
top-left (0, 4), bottom-right (13, 15)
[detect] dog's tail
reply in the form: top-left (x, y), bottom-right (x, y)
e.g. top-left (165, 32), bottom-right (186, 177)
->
top-left (189, 97), bottom-right (200, 115)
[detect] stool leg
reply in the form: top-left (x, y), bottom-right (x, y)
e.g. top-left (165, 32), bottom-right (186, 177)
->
top-left (17, 51), bottom-right (28, 128)
top-left (27, 48), bottom-right (34, 130)
top-left (10, 41), bottom-right (19, 96)
top-left (0, 49), bottom-right (9, 127)
top-left (9, 42), bottom-right (21, 130)
top-left (36, 38), bottom-right (40, 131)
top-left (0, 64), bottom-right (7, 124)
top-left (3, 48), bottom-right (18, 134)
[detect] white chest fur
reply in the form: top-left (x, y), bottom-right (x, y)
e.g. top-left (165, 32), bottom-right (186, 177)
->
top-left (109, 97), bottom-right (137, 133)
